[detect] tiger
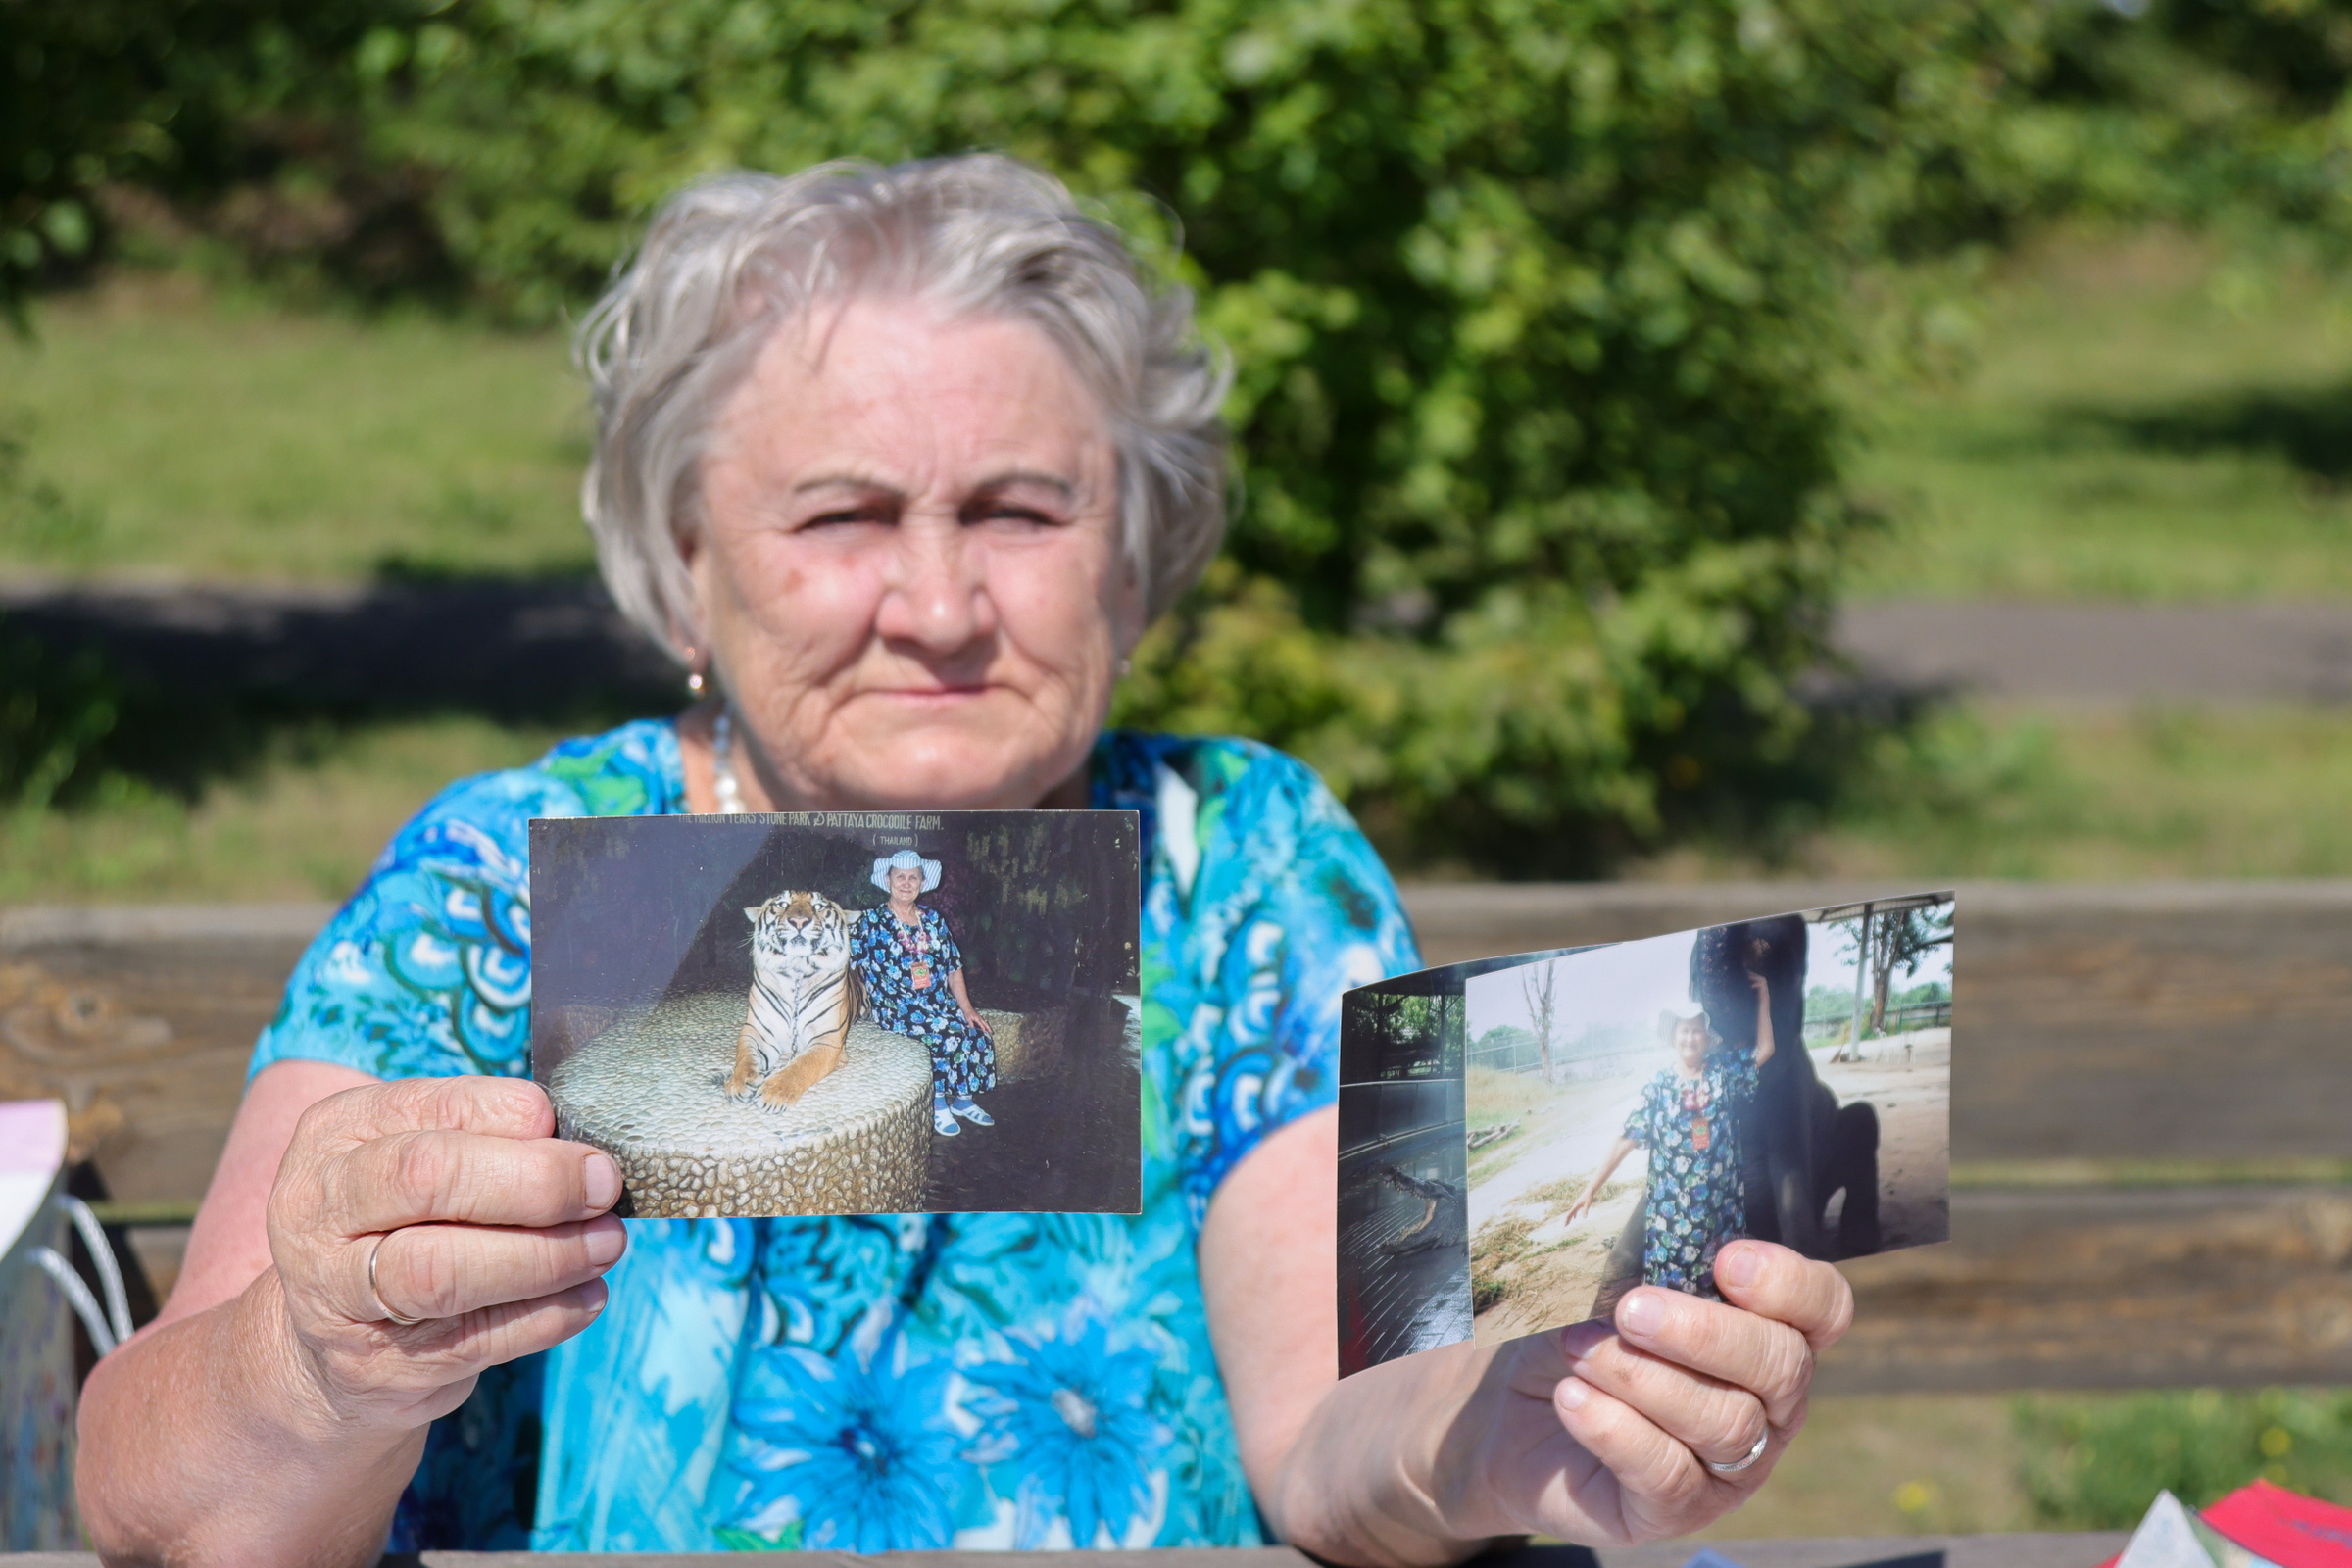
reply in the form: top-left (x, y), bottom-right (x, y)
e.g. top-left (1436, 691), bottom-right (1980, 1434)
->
top-left (724, 889), bottom-right (862, 1110)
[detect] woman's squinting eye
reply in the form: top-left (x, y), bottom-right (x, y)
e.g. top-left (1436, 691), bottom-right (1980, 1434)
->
top-left (967, 495), bottom-right (1068, 529)
top-left (801, 502), bottom-right (893, 531)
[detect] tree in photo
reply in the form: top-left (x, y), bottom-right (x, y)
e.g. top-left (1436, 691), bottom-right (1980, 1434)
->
top-left (1867, 906), bottom-right (1953, 1037)
top-left (1520, 960), bottom-right (1558, 1084)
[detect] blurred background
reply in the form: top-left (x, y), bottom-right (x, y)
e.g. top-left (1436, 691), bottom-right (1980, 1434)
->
top-left (4, 0), bottom-right (2350, 1542)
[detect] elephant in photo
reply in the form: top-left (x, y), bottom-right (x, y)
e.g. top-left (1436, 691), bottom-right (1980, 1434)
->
top-left (1690, 914), bottom-right (1880, 1260)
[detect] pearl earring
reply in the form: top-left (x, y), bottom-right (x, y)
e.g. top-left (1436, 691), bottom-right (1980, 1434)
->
top-left (682, 647), bottom-right (707, 696)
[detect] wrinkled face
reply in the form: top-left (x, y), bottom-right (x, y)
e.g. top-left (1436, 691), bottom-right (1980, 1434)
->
top-left (1673, 1016), bottom-right (1710, 1070)
top-left (887, 865), bottom-right (925, 902)
top-left (688, 296), bottom-right (1140, 810)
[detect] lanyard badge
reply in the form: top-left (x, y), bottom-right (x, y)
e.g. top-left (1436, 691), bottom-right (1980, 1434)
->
top-left (1682, 1079), bottom-right (1713, 1152)
top-left (899, 918), bottom-right (933, 990)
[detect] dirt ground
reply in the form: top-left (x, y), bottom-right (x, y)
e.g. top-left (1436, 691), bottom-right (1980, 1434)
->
top-left (1818, 1027), bottom-right (1951, 1252)
top-left (1468, 1032), bottom-right (1950, 1345)
top-left (1468, 1062), bottom-right (1655, 1346)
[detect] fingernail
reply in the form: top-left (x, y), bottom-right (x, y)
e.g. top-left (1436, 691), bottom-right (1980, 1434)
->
top-left (585, 1220), bottom-right (626, 1267)
top-left (1717, 1243), bottom-right (1762, 1289)
top-left (1619, 1290), bottom-right (1663, 1337)
top-left (1559, 1320), bottom-right (1611, 1364)
top-left (1556, 1377), bottom-right (1590, 1411)
top-left (584, 1153), bottom-right (622, 1210)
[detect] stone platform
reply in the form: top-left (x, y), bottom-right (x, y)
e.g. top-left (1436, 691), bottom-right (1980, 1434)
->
top-left (977, 1004), bottom-right (1065, 1082)
top-left (548, 993), bottom-right (931, 1218)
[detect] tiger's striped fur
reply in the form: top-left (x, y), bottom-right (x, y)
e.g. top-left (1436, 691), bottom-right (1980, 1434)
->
top-left (726, 890), bottom-right (861, 1109)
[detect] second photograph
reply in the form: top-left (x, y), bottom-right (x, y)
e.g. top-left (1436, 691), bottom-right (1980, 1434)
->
top-left (1461, 897), bottom-right (1953, 1346)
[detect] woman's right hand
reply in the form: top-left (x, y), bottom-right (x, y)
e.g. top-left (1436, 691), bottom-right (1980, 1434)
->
top-left (265, 1075), bottom-right (626, 1431)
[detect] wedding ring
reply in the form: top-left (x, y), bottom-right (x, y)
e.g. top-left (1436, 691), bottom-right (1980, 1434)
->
top-left (367, 1233), bottom-right (425, 1327)
top-left (1704, 1427), bottom-right (1771, 1475)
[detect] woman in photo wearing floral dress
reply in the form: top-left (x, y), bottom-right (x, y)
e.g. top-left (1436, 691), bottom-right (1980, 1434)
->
top-left (853, 849), bottom-right (997, 1136)
top-left (1562, 970), bottom-right (1778, 1303)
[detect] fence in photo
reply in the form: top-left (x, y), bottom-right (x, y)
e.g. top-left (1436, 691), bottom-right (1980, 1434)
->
top-left (1801, 998), bottom-right (1953, 1044)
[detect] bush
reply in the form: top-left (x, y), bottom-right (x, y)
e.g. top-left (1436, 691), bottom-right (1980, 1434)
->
top-left (8, 1), bottom-right (2060, 868)
top-left (388, 0), bottom-right (2052, 868)
top-left (0, 616), bottom-right (119, 810)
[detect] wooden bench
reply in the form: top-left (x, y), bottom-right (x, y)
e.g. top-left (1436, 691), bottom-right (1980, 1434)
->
top-left (4, 882), bottom-right (2349, 1391)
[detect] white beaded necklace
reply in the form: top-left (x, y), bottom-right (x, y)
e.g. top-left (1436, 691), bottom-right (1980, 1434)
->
top-left (710, 706), bottom-right (750, 815)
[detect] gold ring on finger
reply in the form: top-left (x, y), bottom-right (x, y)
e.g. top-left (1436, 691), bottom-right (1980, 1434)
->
top-left (367, 1232), bottom-right (427, 1327)
top-left (1704, 1427), bottom-right (1770, 1475)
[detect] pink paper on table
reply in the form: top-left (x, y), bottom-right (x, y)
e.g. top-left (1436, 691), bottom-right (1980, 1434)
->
top-left (2098, 1482), bottom-right (2352, 1568)
top-left (2204, 1480), bottom-right (2352, 1567)
top-left (0, 1100), bottom-right (68, 1175)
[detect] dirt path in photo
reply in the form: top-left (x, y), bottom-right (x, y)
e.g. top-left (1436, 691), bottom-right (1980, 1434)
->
top-left (1472, 1173), bottom-right (1647, 1344)
top-left (1467, 1064), bottom-right (1658, 1345)
top-left (1466, 1069), bottom-right (1652, 1231)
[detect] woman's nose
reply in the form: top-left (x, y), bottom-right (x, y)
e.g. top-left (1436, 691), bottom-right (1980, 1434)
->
top-left (874, 516), bottom-right (997, 656)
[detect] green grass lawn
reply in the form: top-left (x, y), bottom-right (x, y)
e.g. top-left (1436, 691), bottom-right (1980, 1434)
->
top-left (1635, 702), bottom-right (2352, 883)
top-left (7, 245), bottom-right (2352, 900)
top-left (0, 717), bottom-right (568, 903)
top-left (1694, 1386), bottom-right (2352, 1543)
top-left (0, 273), bottom-right (591, 581)
top-left (7, 236), bottom-right (2351, 597)
top-left (1844, 231), bottom-right (2352, 601)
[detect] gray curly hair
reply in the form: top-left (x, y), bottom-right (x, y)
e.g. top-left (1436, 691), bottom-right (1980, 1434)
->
top-left (575, 154), bottom-right (1233, 659)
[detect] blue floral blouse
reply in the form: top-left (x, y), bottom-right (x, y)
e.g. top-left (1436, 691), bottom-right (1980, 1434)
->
top-left (247, 720), bottom-right (1419, 1551)
top-left (852, 905), bottom-right (996, 1101)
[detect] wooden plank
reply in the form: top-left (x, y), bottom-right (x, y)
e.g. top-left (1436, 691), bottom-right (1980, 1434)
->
top-left (0, 905), bottom-right (332, 1206)
top-left (9, 881), bottom-right (2351, 1192)
top-left (1596, 1535), bottom-right (2130, 1567)
top-left (1827, 1185), bottom-right (2352, 1394)
top-left (1402, 881), bottom-right (2352, 1163)
top-left (7, 887), bottom-right (2351, 1390)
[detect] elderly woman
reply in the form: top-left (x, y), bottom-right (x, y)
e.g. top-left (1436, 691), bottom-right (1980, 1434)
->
top-left (857, 848), bottom-right (997, 1134)
top-left (77, 156), bottom-right (1851, 1560)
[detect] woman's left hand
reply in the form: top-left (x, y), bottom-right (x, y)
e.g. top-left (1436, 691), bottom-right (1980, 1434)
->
top-left (1206, 1111), bottom-right (1855, 1566)
top-left (1444, 1240), bottom-right (1851, 1548)
top-left (961, 1004), bottom-right (993, 1036)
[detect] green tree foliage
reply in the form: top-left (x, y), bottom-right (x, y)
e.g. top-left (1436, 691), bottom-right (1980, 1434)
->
top-left (7, 0), bottom-right (2060, 868)
top-left (0, 615), bottom-right (117, 809)
top-left (0, 0), bottom-right (464, 320)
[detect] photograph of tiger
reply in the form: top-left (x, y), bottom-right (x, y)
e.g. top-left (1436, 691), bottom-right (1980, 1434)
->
top-left (529, 809), bottom-right (1142, 1218)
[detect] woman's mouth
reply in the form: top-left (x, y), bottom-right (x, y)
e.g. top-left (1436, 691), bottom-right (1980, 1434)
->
top-left (868, 682), bottom-right (993, 703)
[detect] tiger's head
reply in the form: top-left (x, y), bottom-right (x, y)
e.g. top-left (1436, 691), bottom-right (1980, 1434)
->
top-left (744, 889), bottom-right (853, 978)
